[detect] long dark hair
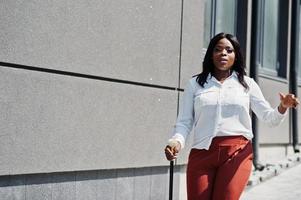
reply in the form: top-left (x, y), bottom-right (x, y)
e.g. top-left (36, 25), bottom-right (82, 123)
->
top-left (196, 32), bottom-right (249, 90)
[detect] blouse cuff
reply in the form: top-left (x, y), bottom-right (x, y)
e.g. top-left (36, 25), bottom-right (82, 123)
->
top-left (275, 106), bottom-right (287, 117)
top-left (170, 133), bottom-right (185, 149)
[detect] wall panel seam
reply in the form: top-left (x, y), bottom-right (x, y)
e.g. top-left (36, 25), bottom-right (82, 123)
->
top-left (0, 61), bottom-right (184, 92)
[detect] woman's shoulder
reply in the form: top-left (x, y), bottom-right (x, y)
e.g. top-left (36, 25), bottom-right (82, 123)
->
top-left (242, 75), bottom-right (261, 91)
top-left (189, 76), bottom-right (198, 83)
top-left (188, 76), bottom-right (200, 88)
top-left (243, 75), bottom-right (255, 85)
top-left (181, 76), bottom-right (199, 92)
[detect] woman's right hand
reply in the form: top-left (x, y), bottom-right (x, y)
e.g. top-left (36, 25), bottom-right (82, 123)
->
top-left (164, 140), bottom-right (181, 161)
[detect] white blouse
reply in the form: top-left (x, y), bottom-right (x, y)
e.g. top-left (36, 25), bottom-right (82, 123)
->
top-left (171, 72), bottom-right (287, 150)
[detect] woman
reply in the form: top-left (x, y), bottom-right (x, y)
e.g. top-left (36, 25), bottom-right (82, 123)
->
top-left (164, 33), bottom-right (300, 200)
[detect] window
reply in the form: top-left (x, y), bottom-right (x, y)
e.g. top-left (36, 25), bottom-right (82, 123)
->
top-left (203, 0), bottom-right (212, 47)
top-left (298, 4), bottom-right (301, 80)
top-left (257, 0), bottom-right (288, 78)
top-left (299, 51), bottom-right (301, 80)
top-left (261, 0), bottom-right (279, 73)
top-left (299, 40), bottom-right (301, 79)
top-left (203, 0), bottom-right (237, 48)
top-left (215, 0), bottom-right (236, 35)
top-left (202, 0), bottom-right (248, 67)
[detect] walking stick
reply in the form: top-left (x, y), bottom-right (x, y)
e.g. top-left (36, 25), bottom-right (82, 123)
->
top-left (169, 160), bottom-right (174, 200)
top-left (167, 139), bottom-right (178, 200)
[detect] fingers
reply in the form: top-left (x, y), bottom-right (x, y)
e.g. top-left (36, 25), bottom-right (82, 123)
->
top-left (289, 94), bottom-right (299, 108)
top-left (164, 146), bottom-right (178, 161)
top-left (279, 92), bottom-right (285, 100)
top-left (280, 93), bottom-right (300, 108)
top-left (293, 99), bottom-right (300, 108)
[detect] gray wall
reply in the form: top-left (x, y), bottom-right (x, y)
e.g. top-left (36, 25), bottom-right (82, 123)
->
top-left (0, 165), bottom-right (187, 200)
top-left (0, 67), bottom-right (177, 175)
top-left (257, 77), bottom-right (290, 144)
top-left (298, 87), bottom-right (301, 142)
top-left (0, 0), bottom-right (204, 199)
top-left (0, 0), bottom-right (192, 175)
top-left (1, 0), bottom-right (181, 86)
top-left (0, 0), bottom-right (204, 176)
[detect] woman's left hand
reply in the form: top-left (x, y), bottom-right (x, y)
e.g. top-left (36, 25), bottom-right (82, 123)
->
top-left (279, 93), bottom-right (300, 109)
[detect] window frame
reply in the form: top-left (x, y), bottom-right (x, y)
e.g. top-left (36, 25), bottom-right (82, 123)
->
top-left (257, 0), bottom-right (289, 79)
top-left (203, 0), bottom-right (248, 58)
top-left (298, 0), bottom-right (301, 84)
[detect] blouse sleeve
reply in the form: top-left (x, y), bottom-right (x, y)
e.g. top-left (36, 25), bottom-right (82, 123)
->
top-left (169, 80), bottom-right (195, 149)
top-left (249, 78), bottom-right (287, 126)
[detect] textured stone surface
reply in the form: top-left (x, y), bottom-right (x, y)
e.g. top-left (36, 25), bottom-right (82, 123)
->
top-left (150, 167), bottom-right (168, 200)
top-left (0, 135), bottom-right (11, 175)
top-left (0, 0), bottom-right (181, 87)
top-left (76, 171), bottom-right (98, 200)
top-left (0, 67), bottom-right (177, 175)
top-left (0, 176), bottom-right (12, 200)
top-left (180, 0), bottom-right (205, 87)
top-left (97, 169), bottom-right (117, 200)
top-left (298, 87), bottom-right (301, 142)
top-left (25, 174), bottom-right (52, 200)
top-left (0, 166), bottom-right (182, 200)
top-left (133, 167), bottom-right (152, 200)
top-left (52, 173), bottom-right (76, 200)
top-left (257, 77), bottom-right (289, 144)
top-left (9, 176), bottom-right (26, 200)
top-left (116, 169), bottom-right (134, 200)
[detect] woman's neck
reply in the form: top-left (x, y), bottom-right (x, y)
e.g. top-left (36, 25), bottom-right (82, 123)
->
top-left (212, 70), bottom-right (232, 82)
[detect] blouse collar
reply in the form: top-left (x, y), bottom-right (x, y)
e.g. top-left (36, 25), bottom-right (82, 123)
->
top-left (207, 71), bottom-right (238, 84)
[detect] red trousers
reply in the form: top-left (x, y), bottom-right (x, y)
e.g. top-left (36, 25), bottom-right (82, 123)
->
top-left (186, 136), bottom-right (253, 200)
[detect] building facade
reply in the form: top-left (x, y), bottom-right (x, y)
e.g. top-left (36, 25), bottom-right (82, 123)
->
top-left (0, 0), bottom-right (300, 199)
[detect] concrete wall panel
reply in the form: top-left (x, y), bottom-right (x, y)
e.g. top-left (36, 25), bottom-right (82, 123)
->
top-left (0, 135), bottom-right (11, 175)
top-left (76, 171), bottom-right (98, 200)
top-left (150, 167), bottom-right (168, 200)
top-left (116, 169), bottom-right (134, 200)
top-left (25, 174), bottom-right (52, 200)
top-left (52, 173), bottom-right (76, 200)
top-left (180, 0), bottom-right (204, 87)
top-left (0, 176), bottom-right (11, 200)
top-left (0, 67), bottom-right (177, 176)
top-left (97, 170), bottom-right (117, 200)
top-left (133, 168), bottom-right (151, 200)
top-left (0, 176), bottom-right (26, 200)
top-left (297, 87), bottom-right (301, 144)
top-left (0, 166), bottom-right (177, 200)
top-left (0, 0), bottom-right (181, 87)
top-left (258, 77), bottom-right (290, 143)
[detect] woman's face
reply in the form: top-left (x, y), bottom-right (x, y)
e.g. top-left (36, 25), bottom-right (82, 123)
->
top-left (212, 38), bottom-right (236, 72)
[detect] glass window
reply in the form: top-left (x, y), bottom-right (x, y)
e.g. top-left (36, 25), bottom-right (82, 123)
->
top-left (215, 0), bottom-right (236, 35)
top-left (203, 0), bottom-right (237, 48)
top-left (299, 48), bottom-right (301, 78)
top-left (299, 4), bottom-right (301, 79)
top-left (203, 0), bottom-right (212, 48)
top-left (299, 40), bottom-right (301, 78)
top-left (261, 0), bottom-right (279, 73)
